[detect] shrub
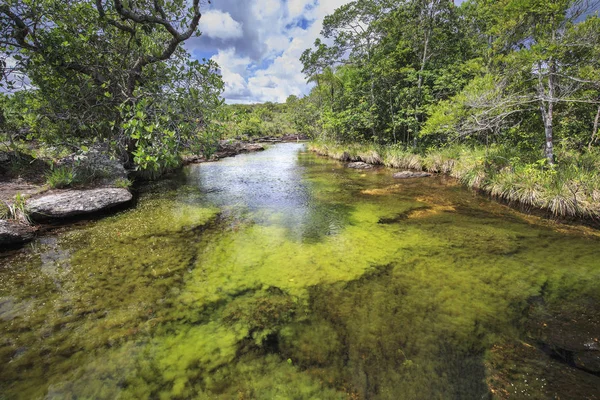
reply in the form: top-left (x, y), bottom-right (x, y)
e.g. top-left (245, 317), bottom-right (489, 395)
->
top-left (114, 178), bottom-right (132, 189)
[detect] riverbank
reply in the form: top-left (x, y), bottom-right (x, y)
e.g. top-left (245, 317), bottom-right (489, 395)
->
top-left (0, 137), bottom-right (306, 248)
top-left (309, 141), bottom-right (600, 224)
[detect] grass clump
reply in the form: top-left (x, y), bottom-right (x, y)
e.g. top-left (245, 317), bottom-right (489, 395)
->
top-left (0, 193), bottom-right (31, 224)
top-left (113, 178), bottom-right (132, 189)
top-left (46, 166), bottom-right (75, 188)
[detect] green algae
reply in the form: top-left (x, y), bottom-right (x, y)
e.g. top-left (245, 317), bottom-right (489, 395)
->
top-left (1, 143), bottom-right (600, 399)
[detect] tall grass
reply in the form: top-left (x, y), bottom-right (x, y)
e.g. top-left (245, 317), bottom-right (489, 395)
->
top-left (310, 140), bottom-right (600, 220)
top-left (46, 166), bottom-right (75, 189)
top-left (0, 193), bottom-right (32, 224)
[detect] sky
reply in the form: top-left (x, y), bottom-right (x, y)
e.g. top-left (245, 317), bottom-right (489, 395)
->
top-left (186, 0), bottom-right (358, 104)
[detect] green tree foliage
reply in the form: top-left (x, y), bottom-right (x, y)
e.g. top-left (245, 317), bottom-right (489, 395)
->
top-left (0, 0), bottom-right (223, 172)
top-left (299, 0), bottom-right (600, 166)
top-left (221, 102), bottom-right (302, 139)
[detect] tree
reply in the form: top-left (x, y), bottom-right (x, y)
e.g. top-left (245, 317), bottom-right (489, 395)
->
top-left (0, 0), bottom-right (221, 171)
top-left (483, 0), bottom-right (600, 164)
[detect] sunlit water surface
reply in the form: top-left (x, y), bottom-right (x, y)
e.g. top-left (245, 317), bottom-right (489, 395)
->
top-left (1, 143), bottom-right (599, 399)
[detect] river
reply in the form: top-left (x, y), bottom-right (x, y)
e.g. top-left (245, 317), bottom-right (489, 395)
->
top-left (1, 143), bottom-right (599, 399)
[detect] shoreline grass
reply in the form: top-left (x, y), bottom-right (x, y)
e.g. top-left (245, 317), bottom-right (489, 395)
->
top-left (309, 141), bottom-right (600, 221)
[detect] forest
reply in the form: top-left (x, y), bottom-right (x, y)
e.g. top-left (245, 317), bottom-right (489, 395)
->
top-left (2, 0), bottom-right (600, 218)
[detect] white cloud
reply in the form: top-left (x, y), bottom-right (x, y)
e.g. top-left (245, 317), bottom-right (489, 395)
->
top-left (198, 0), bottom-right (355, 103)
top-left (252, 0), bottom-right (282, 21)
top-left (211, 48), bottom-right (252, 99)
top-left (200, 10), bottom-right (244, 40)
top-left (287, 0), bottom-right (314, 19)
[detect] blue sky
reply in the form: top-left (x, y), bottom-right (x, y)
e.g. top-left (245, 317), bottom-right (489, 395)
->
top-left (184, 0), bottom-right (363, 104)
top-left (187, 0), bottom-right (467, 104)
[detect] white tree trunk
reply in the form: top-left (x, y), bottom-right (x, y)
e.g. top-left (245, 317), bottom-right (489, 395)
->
top-left (589, 103), bottom-right (600, 150)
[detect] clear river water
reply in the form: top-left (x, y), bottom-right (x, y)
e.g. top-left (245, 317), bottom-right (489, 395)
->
top-left (1, 143), bottom-right (599, 399)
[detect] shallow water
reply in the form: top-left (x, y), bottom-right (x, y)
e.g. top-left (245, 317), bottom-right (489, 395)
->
top-left (1, 143), bottom-right (599, 399)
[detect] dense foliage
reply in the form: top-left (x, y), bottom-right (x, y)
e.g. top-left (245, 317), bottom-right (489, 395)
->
top-left (221, 102), bottom-right (298, 139)
top-left (299, 0), bottom-right (600, 166)
top-left (1, 0), bottom-right (223, 173)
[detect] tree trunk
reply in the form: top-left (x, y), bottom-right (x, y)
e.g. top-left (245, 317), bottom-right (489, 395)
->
top-left (389, 89), bottom-right (397, 144)
top-left (539, 61), bottom-right (555, 165)
top-left (415, 16), bottom-right (431, 149)
top-left (367, 42), bottom-right (376, 140)
top-left (588, 103), bottom-right (600, 151)
top-left (542, 103), bottom-right (554, 165)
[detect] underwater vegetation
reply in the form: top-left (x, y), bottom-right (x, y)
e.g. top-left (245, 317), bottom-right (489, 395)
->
top-left (1, 143), bottom-right (599, 399)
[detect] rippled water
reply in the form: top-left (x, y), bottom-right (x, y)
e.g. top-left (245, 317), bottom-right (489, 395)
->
top-left (1, 143), bottom-right (599, 399)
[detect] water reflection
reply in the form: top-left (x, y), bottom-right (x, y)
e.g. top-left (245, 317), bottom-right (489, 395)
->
top-left (186, 143), bottom-right (352, 243)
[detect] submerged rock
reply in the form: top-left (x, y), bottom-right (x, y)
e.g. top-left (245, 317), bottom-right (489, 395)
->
top-left (26, 188), bottom-right (132, 219)
top-left (0, 220), bottom-right (35, 245)
top-left (347, 161), bottom-right (374, 170)
top-left (393, 171), bottom-right (432, 179)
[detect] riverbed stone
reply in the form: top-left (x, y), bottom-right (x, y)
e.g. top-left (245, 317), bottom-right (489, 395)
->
top-left (26, 188), bottom-right (132, 219)
top-left (393, 171), bottom-right (432, 179)
top-left (0, 220), bottom-right (35, 245)
top-left (347, 162), bottom-right (374, 170)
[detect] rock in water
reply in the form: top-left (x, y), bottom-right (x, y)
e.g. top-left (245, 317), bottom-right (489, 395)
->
top-left (347, 162), bottom-right (374, 170)
top-left (0, 220), bottom-right (35, 245)
top-left (393, 171), bottom-right (432, 179)
top-left (27, 188), bottom-right (132, 219)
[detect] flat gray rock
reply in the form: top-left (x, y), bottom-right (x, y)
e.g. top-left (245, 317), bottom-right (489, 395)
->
top-left (347, 162), bottom-right (374, 170)
top-left (27, 188), bottom-right (132, 219)
top-left (393, 171), bottom-right (432, 179)
top-left (0, 220), bottom-right (35, 245)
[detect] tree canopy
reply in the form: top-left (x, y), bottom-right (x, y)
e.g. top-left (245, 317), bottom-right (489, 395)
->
top-left (1, 0), bottom-right (223, 172)
top-left (297, 0), bottom-right (600, 165)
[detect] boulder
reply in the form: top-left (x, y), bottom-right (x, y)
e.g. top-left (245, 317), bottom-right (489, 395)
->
top-left (347, 162), bottom-right (374, 170)
top-left (27, 188), bottom-right (132, 219)
top-left (393, 171), bottom-right (432, 179)
top-left (58, 145), bottom-right (127, 185)
top-left (0, 220), bottom-right (35, 246)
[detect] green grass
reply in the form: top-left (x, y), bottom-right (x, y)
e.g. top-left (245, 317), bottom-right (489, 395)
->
top-left (113, 177), bottom-right (132, 189)
top-left (46, 166), bottom-right (75, 189)
top-left (310, 140), bottom-right (600, 220)
top-left (1, 193), bottom-right (31, 224)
